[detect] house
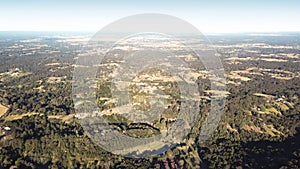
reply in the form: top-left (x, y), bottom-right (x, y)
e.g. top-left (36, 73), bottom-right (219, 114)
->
top-left (4, 126), bottom-right (11, 131)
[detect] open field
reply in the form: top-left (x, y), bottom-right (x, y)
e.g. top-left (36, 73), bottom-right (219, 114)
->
top-left (48, 114), bottom-right (75, 123)
top-left (0, 104), bottom-right (9, 118)
top-left (0, 32), bottom-right (300, 168)
top-left (5, 112), bottom-right (39, 121)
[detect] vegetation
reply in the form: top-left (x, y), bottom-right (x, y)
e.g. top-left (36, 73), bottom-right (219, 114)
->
top-left (0, 32), bottom-right (299, 168)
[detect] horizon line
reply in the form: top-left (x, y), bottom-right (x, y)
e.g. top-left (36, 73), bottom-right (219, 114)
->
top-left (0, 30), bottom-right (300, 35)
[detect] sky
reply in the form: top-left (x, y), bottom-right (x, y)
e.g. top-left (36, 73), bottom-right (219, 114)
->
top-left (0, 0), bottom-right (299, 33)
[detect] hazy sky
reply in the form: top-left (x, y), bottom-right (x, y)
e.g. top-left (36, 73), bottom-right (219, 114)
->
top-left (0, 0), bottom-right (299, 33)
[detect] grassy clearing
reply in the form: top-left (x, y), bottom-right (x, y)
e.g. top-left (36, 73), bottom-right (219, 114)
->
top-left (260, 58), bottom-right (288, 62)
top-left (242, 125), bottom-right (263, 133)
top-left (112, 140), bottom-right (165, 156)
top-left (253, 93), bottom-right (275, 99)
top-left (283, 101), bottom-right (294, 108)
top-left (228, 73), bottom-right (251, 81)
top-left (204, 90), bottom-right (231, 97)
top-left (5, 112), bottom-right (39, 121)
top-left (48, 114), bottom-right (75, 123)
top-left (48, 115), bottom-right (62, 119)
top-left (262, 124), bottom-right (284, 137)
top-left (62, 114), bottom-right (75, 122)
top-left (0, 104), bottom-right (9, 118)
top-left (0, 69), bottom-right (31, 78)
top-left (257, 107), bottom-right (281, 116)
top-left (275, 102), bottom-right (290, 111)
top-left (47, 77), bottom-right (63, 83)
top-left (226, 123), bottom-right (238, 132)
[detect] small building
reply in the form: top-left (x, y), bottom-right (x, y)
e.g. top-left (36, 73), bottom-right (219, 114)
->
top-left (4, 126), bottom-right (11, 131)
top-left (140, 84), bottom-right (146, 89)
